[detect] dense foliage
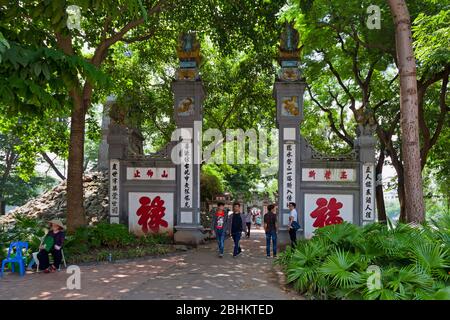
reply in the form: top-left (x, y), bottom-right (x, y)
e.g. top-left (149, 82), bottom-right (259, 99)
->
top-left (0, 0), bottom-right (448, 222)
top-left (276, 216), bottom-right (450, 300)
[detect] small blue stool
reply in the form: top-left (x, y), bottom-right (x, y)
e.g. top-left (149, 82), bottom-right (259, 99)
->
top-left (0, 241), bottom-right (29, 277)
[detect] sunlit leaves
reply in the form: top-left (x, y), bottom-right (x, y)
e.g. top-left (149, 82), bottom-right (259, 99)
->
top-left (413, 9), bottom-right (450, 77)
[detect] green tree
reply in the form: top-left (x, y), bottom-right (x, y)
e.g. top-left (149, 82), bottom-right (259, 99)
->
top-left (200, 164), bottom-right (224, 203)
top-left (0, 0), bottom-right (286, 232)
top-left (282, 0), bottom-right (449, 222)
top-left (0, 125), bottom-right (58, 214)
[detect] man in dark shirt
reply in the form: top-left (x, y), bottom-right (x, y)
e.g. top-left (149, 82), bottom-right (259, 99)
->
top-left (228, 202), bottom-right (246, 257)
top-left (264, 204), bottom-right (278, 258)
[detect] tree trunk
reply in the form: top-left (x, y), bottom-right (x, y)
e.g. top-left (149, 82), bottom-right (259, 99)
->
top-left (396, 168), bottom-right (407, 222)
top-left (66, 93), bottom-right (87, 233)
top-left (375, 151), bottom-right (387, 223)
top-left (388, 0), bottom-right (425, 223)
top-left (0, 199), bottom-right (5, 215)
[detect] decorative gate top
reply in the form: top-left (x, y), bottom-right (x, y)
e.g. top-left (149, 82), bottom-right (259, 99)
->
top-left (176, 32), bottom-right (201, 80)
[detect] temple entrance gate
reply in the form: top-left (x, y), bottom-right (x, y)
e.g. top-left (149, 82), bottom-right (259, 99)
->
top-left (105, 27), bottom-right (377, 246)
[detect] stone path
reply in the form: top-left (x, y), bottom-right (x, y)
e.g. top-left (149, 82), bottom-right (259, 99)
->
top-left (0, 229), bottom-right (301, 300)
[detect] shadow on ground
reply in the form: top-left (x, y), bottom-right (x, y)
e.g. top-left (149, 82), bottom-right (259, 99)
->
top-left (0, 228), bottom-right (301, 300)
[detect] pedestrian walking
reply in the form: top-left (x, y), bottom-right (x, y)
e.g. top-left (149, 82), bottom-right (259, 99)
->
top-left (255, 211), bottom-right (262, 229)
top-left (244, 208), bottom-right (252, 238)
top-left (228, 202), bottom-right (246, 257)
top-left (210, 202), bottom-right (229, 258)
top-left (264, 204), bottom-right (278, 258)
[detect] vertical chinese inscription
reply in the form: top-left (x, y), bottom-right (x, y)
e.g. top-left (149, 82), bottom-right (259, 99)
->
top-left (362, 163), bottom-right (375, 221)
top-left (283, 143), bottom-right (296, 209)
top-left (181, 142), bottom-right (193, 208)
top-left (109, 159), bottom-right (120, 221)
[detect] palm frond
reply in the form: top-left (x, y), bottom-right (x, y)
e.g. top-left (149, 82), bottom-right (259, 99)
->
top-left (319, 249), bottom-right (360, 288)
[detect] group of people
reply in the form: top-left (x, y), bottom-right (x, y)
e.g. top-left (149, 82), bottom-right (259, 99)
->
top-left (210, 201), bottom-right (299, 258)
top-left (249, 208), bottom-right (263, 230)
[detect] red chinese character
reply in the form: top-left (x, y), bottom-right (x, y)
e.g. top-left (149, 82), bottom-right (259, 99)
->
top-left (310, 197), bottom-right (344, 228)
top-left (146, 169), bottom-right (154, 178)
top-left (340, 170), bottom-right (348, 180)
top-left (136, 196), bottom-right (168, 233)
top-left (308, 170), bottom-right (316, 179)
top-left (161, 170), bottom-right (169, 178)
top-left (134, 169), bottom-right (141, 178)
top-left (324, 170), bottom-right (332, 180)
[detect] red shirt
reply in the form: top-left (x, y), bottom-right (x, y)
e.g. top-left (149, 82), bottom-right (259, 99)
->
top-left (216, 210), bottom-right (225, 229)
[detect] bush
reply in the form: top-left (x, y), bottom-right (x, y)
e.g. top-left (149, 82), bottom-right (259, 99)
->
top-left (63, 222), bottom-right (173, 260)
top-left (0, 214), bottom-right (47, 265)
top-left (276, 216), bottom-right (450, 300)
top-left (0, 216), bottom-right (173, 265)
top-left (63, 226), bottom-right (94, 255)
top-left (138, 232), bottom-right (172, 246)
top-left (92, 222), bottom-right (136, 248)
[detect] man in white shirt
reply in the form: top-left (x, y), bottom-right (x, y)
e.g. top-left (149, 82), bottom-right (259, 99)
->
top-left (288, 202), bottom-right (298, 248)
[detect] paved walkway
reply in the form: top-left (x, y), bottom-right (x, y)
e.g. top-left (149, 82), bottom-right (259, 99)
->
top-left (0, 229), bottom-right (301, 300)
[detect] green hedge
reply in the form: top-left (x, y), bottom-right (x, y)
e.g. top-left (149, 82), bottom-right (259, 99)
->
top-left (276, 215), bottom-right (450, 300)
top-left (0, 215), bottom-right (173, 266)
top-left (63, 222), bottom-right (172, 257)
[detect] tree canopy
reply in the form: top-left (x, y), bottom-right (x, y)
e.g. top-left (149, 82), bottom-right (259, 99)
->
top-left (0, 0), bottom-right (448, 226)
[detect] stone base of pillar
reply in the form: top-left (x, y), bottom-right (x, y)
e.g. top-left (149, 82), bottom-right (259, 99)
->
top-left (174, 226), bottom-right (206, 247)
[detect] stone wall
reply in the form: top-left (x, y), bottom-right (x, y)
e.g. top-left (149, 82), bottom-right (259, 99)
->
top-left (0, 171), bottom-right (109, 226)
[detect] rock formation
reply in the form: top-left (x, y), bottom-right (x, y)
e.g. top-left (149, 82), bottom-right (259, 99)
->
top-left (0, 171), bottom-right (109, 226)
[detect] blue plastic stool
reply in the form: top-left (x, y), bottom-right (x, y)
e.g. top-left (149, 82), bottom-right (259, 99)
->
top-left (0, 241), bottom-right (29, 277)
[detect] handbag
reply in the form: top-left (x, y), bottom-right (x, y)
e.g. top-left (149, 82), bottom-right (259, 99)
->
top-left (43, 235), bottom-right (54, 252)
top-left (291, 221), bottom-right (301, 231)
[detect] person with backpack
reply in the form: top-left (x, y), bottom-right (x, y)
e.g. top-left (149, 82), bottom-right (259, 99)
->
top-left (210, 202), bottom-right (229, 258)
top-left (228, 202), bottom-right (246, 257)
top-left (288, 202), bottom-right (300, 249)
top-left (264, 204), bottom-right (278, 258)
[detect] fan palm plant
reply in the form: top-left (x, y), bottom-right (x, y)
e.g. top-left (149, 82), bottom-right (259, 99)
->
top-left (319, 248), bottom-right (362, 298)
top-left (409, 242), bottom-right (450, 282)
top-left (285, 239), bottom-right (330, 298)
top-left (279, 214), bottom-right (450, 300)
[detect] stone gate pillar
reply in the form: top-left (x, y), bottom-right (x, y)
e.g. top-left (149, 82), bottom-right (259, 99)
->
top-left (274, 23), bottom-right (306, 247)
top-left (98, 95), bottom-right (115, 171)
top-left (172, 32), bottom-right (205, 245)
top-left (355, 121), bottom-right (377, 224)
top-left (107, 120), bottom-right (128, 224)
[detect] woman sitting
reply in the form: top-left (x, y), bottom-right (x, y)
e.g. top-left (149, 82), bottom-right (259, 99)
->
top-left (37, 219), bottom-right (65, 273)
